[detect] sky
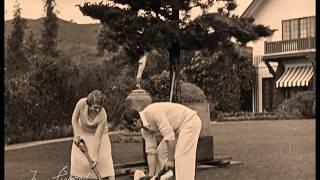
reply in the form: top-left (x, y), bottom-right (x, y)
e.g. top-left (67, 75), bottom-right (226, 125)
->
top-left (5, 0), bottom-right (253, 24)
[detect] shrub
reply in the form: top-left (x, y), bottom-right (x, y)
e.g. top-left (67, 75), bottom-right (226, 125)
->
top-left (4, 73), bottom-right (41, 144)
top-left (148, 70), bottom-right (171, 102)
top-left (275, 91), bottom-right (315, 119)
top-left (148, 71), bottom-right (207, 103)
top-left (178, 82), bottom-right (207, 103)
top-left (4, 51), bottom-right (136, 144)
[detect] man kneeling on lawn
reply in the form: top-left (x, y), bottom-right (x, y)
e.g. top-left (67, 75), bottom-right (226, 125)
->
top-left (123, 102), bottom-right (202, 180)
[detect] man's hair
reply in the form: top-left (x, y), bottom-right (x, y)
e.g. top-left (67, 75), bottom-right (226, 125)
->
top-left (122, 109), bottom-right (140, 125)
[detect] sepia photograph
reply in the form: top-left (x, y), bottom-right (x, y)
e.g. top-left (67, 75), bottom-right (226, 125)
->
top-left (4, 0), bottom-right (316, 179)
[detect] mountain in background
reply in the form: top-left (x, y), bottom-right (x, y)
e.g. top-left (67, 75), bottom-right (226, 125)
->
top-left (4, 18), bottom-right (114, 65)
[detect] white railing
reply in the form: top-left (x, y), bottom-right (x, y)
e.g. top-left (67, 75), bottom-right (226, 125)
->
top-left (264, 37), bottom-right (315, 54)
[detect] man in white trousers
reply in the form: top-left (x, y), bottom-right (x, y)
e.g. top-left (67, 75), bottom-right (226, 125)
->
top-left (123, 102), bottom-right (202, 180)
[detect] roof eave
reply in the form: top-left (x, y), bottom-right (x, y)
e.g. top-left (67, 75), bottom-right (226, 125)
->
top-left (241, 0), bottom-right (264, 18)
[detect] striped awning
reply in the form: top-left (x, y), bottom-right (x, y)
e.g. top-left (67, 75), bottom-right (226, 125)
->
top-left (276, 65), bottom-right (314, 88)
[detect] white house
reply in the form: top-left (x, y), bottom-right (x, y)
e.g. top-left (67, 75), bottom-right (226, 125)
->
top-left (241, 0), bottom-right (316, 112)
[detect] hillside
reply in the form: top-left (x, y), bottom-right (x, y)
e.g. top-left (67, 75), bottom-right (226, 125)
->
top-left (4, 18), bottom-right (110, 64)
top-left (5, 18), bottom-right (101, 45)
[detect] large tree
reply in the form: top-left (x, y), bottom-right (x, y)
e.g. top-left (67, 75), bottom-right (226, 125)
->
top-left (182, 47), bottom-right (257, 112)
top-left (39, 0), bottom-right (59, 57)
top-left (6, 1), bottom-right (27, 73)
top-left (25, 30), bottom-right (38, 59)
top-left (78, 0), bottom-right (274, 100)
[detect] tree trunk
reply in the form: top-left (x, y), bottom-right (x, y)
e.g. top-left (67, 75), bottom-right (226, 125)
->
top-left (169, 8), bottom-right (180, 102)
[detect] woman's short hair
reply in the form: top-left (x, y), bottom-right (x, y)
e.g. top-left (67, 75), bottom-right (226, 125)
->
top-left (86, 90), bottom-right (106, 106)
top-left (122, 109), bottom-right (140, 125)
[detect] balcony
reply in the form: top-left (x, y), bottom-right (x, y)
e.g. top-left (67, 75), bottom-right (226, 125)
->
top-left (264, 37), bottom-right (315, 54)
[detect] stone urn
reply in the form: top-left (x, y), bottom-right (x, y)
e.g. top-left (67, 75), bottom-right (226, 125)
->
top-left (125, 89), bottom-right (152, 111)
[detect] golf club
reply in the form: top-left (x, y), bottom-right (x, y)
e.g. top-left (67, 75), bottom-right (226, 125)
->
top-left (75, 138), bottom-right (102, 180)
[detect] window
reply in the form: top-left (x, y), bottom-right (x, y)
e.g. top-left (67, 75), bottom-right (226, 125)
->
top-left (290, 19), bottom-right (299, 39)
top-left (282, 21), bottom-right (290, 40)
top-left (282, 16), bottom-right (315, 40)
top-left (309, 17), bottom-right (315, 37)
top-left (300, 18), bottom-right (307, 38)
top-left (262, 78), bottom-right (274, 112)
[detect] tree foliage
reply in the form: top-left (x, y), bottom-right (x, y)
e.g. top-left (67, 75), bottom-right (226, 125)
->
top-left (182, 48), bottom-right (256, 112)
top-left (78, 1), bottom-right (274, 61)
top-left (78, 0), bottom-right (275, 103)
top-left (40, 0), bottom-right (59, 57)
top-left (25, 30), bottom-right (38, 58)
top-left (6, 2), bottom-right (28, 73)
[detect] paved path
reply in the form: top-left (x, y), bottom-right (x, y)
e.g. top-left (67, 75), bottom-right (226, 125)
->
top-left (4, 131), bottom-right (122, 151)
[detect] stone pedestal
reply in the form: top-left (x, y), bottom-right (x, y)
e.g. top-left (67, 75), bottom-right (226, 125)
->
top-left (151, 136), bottom-right (214, 163)
top-left (182, 102), bottom-right (212, 137)
top-left (196, 136), bottom-right (214, 162)
top-left (182, 102), bottom-right (214, 162)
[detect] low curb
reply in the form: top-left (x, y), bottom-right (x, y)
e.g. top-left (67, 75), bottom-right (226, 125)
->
top-left (5, 131), bottom-right (122, 151)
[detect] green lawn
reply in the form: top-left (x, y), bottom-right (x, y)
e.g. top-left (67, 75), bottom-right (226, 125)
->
top-left (5, 120), bottom-right (315, 180)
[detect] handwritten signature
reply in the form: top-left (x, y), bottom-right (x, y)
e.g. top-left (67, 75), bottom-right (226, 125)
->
top-left (31, 166), bottom-right (91, 180)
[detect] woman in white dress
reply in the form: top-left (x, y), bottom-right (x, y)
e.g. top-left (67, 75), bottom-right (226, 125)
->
top-left (70, 90), bottom-right (115, 180)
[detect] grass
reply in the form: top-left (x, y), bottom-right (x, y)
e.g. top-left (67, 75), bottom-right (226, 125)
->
top-left (198, 120), bottom-right (315, 180)
top-left (5, 120), bottom-right (315, 180)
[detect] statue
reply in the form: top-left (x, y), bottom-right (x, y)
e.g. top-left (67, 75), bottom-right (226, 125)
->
top-left (136, 49), bottom-right (159, 89)
top-left (136, 52), bottom-right (148, 89)
top-left (126, 49), bottom-right (160, 112)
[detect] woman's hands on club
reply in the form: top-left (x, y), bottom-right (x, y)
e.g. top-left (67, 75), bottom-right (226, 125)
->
top-left (73, 136), bottom-right (98, 169)
top-left (91, 161), bottom-right (97, 169)
top-left (73, 136), bottom-right (81, 146)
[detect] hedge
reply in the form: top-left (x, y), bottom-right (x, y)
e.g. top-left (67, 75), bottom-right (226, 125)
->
top-left (216, 112), bottom-right (280, 122)
top-left (275, 90), bottom-right (315, 119)
top-left (216, 91), bottom-right (316, 122)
